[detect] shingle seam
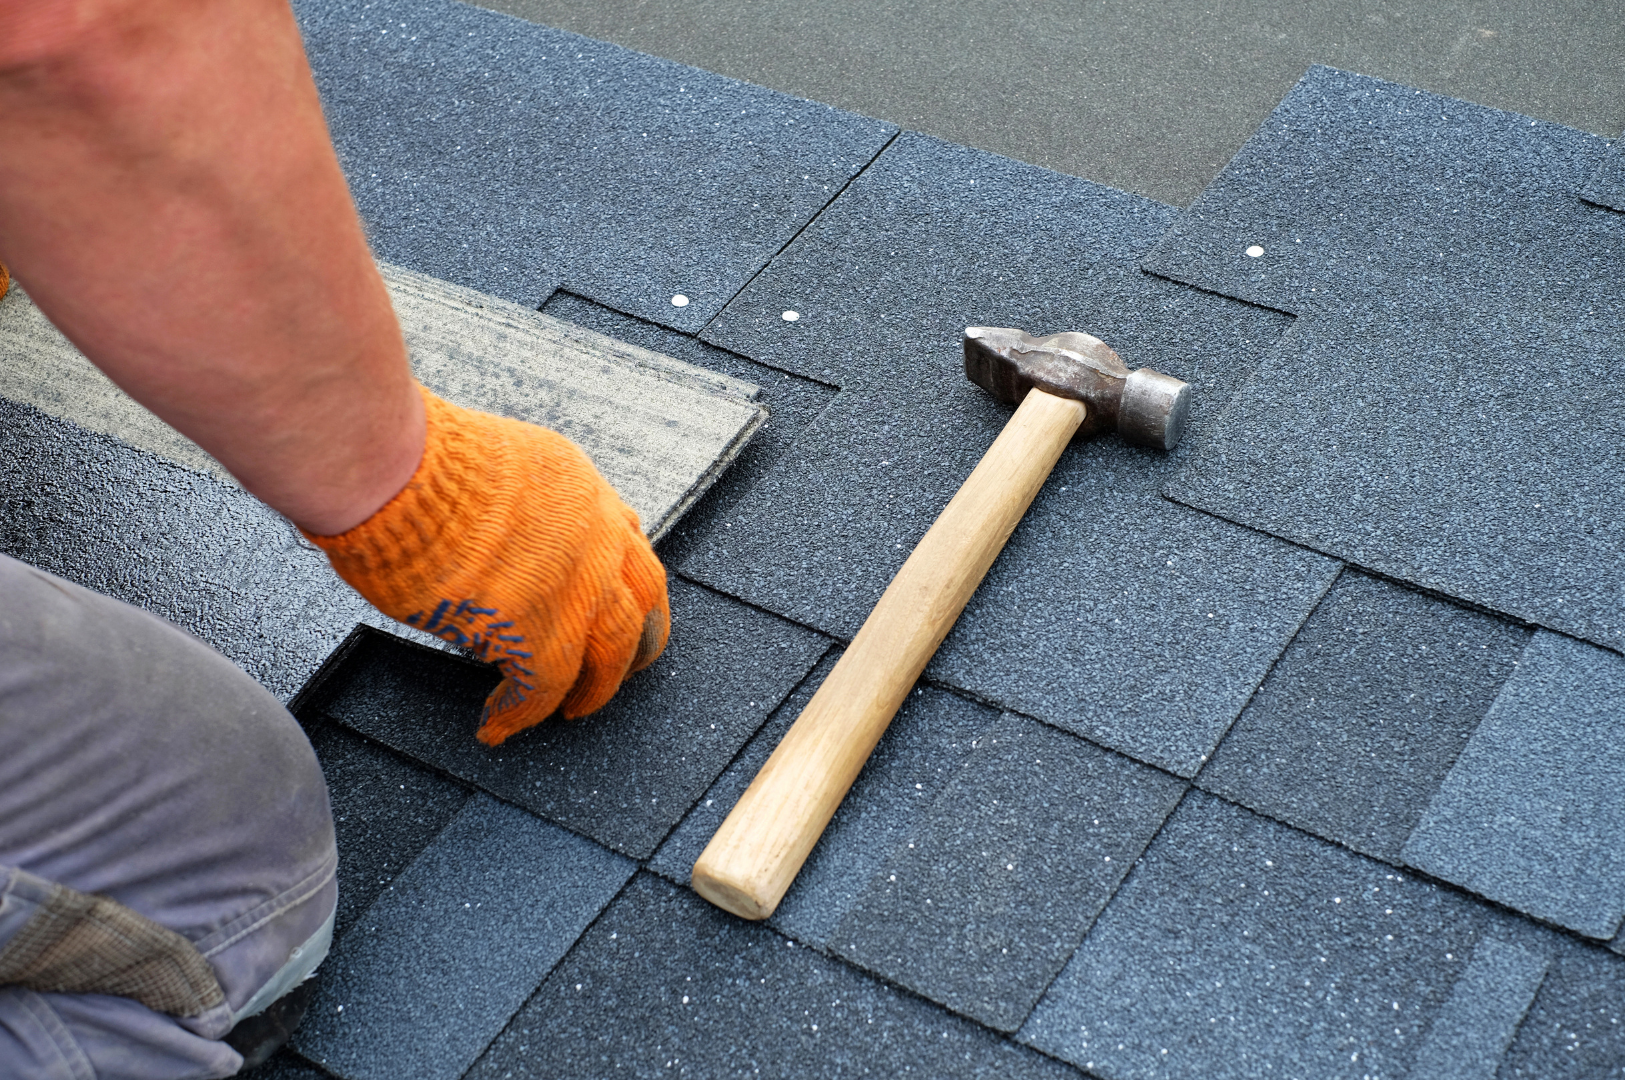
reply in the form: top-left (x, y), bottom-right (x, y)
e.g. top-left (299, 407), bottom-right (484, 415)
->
top-left (454, 870), bottom-right (649, 1080)
top-left (695, 128), bottom-right (904, 341)
top-left (539, 289), bottom-right (847, 393)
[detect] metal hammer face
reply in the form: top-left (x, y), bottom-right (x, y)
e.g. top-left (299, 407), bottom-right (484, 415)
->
top-left (964, 326), bottom-right (1192, 450)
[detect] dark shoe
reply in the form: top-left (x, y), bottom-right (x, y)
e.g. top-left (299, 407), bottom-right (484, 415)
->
top-left (225, 975), bottom-right (319, 1070)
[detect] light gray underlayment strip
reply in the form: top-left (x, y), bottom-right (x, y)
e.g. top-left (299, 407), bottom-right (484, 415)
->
top-left (1402, 631), bottom-right (1625, 940)
top-left (1408, 935), bottom-right (1551, 1080)
top-left (0, 263), bottom-right (764, 540)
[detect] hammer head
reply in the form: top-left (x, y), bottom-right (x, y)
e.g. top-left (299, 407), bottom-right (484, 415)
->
top-left (963, 326), bottom-right (1192, 450)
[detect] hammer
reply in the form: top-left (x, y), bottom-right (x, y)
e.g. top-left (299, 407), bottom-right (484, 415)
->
top-left (691, 326), bottom-right (1191, 920)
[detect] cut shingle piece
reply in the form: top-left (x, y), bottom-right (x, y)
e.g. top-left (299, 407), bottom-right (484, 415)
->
top-left (1579, 129), bottom-right (1625, 211)
top-left (1019, 791), bottom-right (1492, 1080)
top-left (648, 651), bottom-right (1000, 948)
top-left (464, 872), bottom-right (1081, 1080)
top-left (1402, 631), bottom-right (1625, 940)
top-left (305, 723), bottom-right (473, 937)
top-left (1498, 937), bottom-right (1625, 1079)
top-left (1199, 568), bottom-right (1531, 862)
top-left (688, 131), bottom-right (1333, 775)
top-left (830, 715), bottom-right (1185, 1032)
top-left (1145, 66), bottom-right (1625, 651)
top-left (539, 291), bottom-right (841, 567)
top-left (294, 0), bottom-right (895, 324)
top-left (384, 264), bottom-right (765, 540)
top-left (293, 794), bottom-right (634, 1080)
top-left (315, 579), bottom-right (831, 858)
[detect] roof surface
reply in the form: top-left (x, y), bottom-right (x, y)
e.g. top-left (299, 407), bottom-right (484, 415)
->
top-left (6, 0), bottom-right (1623, 1076)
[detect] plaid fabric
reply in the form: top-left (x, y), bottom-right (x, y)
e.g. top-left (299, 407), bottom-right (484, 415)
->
top-left (0, 876), bottom-right (225, 1018)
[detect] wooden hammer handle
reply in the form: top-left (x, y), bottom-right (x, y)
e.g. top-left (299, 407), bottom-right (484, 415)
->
top-left (691, 388), bottom-right (1088, 919)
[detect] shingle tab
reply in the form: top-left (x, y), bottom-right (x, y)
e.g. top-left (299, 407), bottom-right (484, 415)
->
top-left (1579, 129), bottom-right (1625, 212)
top-left (1199, 569), bottom-right (1530, 862)
top-left (1402, 631), bottom-right (1625, 940)
top-left (293, 794), bottom-right (634, 1080)
top-left (316, 579), bottom-right (831, 858)
top-left (294, 0), bottom-right (895, 323)
top-left (647, 651), bottom-right (1000, 948)
top-left (830, 715), bottom-right (1185, 1031)
top-left (1145, 66), bottom-right (1625, 651)
top-left (306, 723), bottom-right (473, 936)
top-left (1019, 791), bottom-right (1491, 1080)
top-left (1498, 938), bottom-right (1625, 1080)
top-left (539, 292), bottom-right (841, 569)
top-left (465, 873), bottom-right (1081, 1080)
top-left (686, 131), bottom-right (1335, 776)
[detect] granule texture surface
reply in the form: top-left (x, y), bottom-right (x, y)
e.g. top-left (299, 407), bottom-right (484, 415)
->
top-left (1407, 933), bottom-right (1552, 1080)
top-left (305, 723), bottom-right (473, 936)
top-left (292, 795), bottom-right (634, 1080)
top-left (295, 0), bottom-right (895, 324)
top-left (830, 715), bottom-right (1185, 1031)
top-left (1146, 66), bottom-right (1625, 650)
top-left (464, 873), bottom-right (1081, 1080)
top-left (1498, 939), bottom-right (1625, 1080)
top-left (1403, 630), bottom-right (1625, 940)
top-left (315, 580), bottom-right (830, 859)
top-left (1580, 128), bottom-right (1625, 211)
top-left (688, 131), bottom-right (1337, 776)
top-left (1199, 568), bottom-right (1530, 862)
top-left (1019, 791), bottom-right (1492, 1080)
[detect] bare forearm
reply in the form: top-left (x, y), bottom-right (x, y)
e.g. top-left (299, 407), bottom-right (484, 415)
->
top-left (0, 0), bottom-right (422, 535)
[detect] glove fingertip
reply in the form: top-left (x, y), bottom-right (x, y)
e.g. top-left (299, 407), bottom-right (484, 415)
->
top-left (629, 604), bottom-right (669, 673)
top-left (476, 678), bottom-right (563, 745)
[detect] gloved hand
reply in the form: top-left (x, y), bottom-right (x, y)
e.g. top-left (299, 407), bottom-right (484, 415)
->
top-left (306, 386), bottom-right (669, 745)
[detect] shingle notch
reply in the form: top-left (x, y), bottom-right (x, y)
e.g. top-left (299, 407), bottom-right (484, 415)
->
top-left (1020, 791), bottom-right (1494, 1080)
top-left (1403, 631), bottom-right (1625, 940)
top-left (293, 0), bottom-right (895, 324)
top-left (648, 651), bottom-right (999, 948)
top-left (1200, 568), bottom-right (1530, 862)
top-left (688, 131), bottom-right (1336, 777)
top-left (464, 873), bottom-right (1081, 1080)
top-left (314, 579), bottom-right (829, 859)
top-left (830, 715), bottom-right (1185, 1032)
top-left (1579, 128), bottom-right (1625, 211)
top-left (1145, 65), bottom-right (1625, 652)
top-left (292, 794), bottom-right (634, 1080)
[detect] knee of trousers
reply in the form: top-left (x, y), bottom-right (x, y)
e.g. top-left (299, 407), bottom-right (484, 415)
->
top-left (0, 556), bottom-right (338, 1019)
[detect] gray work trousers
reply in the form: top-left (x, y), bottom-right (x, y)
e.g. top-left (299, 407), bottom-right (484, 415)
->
top-left (0, 555), bottom-right (338, 1078)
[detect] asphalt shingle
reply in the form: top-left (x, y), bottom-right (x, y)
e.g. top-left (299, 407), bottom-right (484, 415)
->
top-left (647, 650), bottom-right (1000, 949)
top-left (1402, 631), bottom-right (1625, 940)
top-left (305, 723), bottom-right (474, 937)
top-left (1498, 938), bottom-right (1625, 1080)
top-left (1199, 568), bottom-right (1530, 862)
top-left (1580, 129), bottom-right (1625, 211)
top-left (1145, 66), bottom-right (1625, 652)
top-left (292, 794), bottom-right (634, 1080)
top-left (294, 0), bottom-right (895, 323)
top-left (465, 872), bottom-right (1081, 1080)
top-left (830, 715), bottom-right (1185, 1032)
top-left (538, 292), bottom-right (841, 569)
top-left (1407, 932), bottom-right (1552, 1080)
top-left (315, 578), bottom-right (831, 858)
top-left (1019, 791), bottom-right (1494, 1080)
top-left (685, 131), bottom-right (1337, 776)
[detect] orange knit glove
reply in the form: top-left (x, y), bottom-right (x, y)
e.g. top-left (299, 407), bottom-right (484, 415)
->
top-left (306, 386), bottom-right (669, 745)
